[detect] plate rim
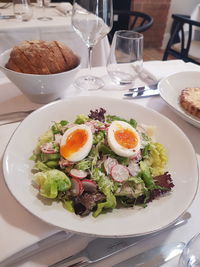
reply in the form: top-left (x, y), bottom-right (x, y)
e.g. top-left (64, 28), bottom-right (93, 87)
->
top-left (2, 96), bottom-right (199, 237)
top-left (158, 70), bottom-right (200, 128)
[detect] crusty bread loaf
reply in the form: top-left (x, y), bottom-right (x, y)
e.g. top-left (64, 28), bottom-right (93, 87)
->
top-left (179, 87), bottom-right (200, 119)
top-left (6, 40), bottom-right (79, 74)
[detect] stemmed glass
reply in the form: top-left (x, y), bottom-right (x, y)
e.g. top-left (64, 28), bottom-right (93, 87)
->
top-left (72, 0), bottom-right (113, 90)
top-left (37, 0), bottom-right (52, 21)
top-left (179, 233), bottom-right (200, 267)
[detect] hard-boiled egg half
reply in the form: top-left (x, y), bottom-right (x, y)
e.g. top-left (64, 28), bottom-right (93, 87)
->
top-left (108, 121), bottom-right (141, 157)
top-left (60, 125), bottom-right (93, 162)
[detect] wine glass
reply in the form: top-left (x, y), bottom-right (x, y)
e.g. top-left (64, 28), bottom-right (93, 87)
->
top-left (72, 0), bottom-right (113, 90)
top-left (37, 0), bottom-right (52, 21)
top-left (179, 233), bottom-right (200, 267)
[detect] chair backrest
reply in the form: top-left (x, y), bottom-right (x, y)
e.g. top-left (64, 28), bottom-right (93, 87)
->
top-left (109, 10), bottom-right (154, 42)
top-left (163, 14), bottom-right (200, 64)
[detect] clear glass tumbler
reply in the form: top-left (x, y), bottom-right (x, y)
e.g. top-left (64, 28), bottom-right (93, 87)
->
top-left (179, 233), bottom-right (200, 267)
top-left (107, 30), bottom-right (143, 86)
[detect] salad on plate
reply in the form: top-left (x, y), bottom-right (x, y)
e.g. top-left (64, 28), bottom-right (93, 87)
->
top-left (30, 108), bottom-right (174, 217)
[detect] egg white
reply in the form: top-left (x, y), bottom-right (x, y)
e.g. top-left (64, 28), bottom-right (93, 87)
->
top-left (108, 121), bottom-right (141, 157)
top-left (60, 124), bottom-right (93, 162)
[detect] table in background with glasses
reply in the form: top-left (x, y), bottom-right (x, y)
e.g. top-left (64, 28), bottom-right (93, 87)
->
top-left (0, 2), bottom-right (110, 68)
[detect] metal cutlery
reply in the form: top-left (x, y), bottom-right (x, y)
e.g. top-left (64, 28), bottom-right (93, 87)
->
top-left (49, 212), bottom-right (190, 267)
top-left (0, 109), bottom-right (35, 126)
top-left (0, 15), bottom-right (16, 19)
top-left (115, 241), bottom-right (185, 267)
top-left (0, 231), bottom-right (73, 267)
top-left (129, 83), bottom-right (158, 92)
top-left (124, 83), bottom-right (159, 99)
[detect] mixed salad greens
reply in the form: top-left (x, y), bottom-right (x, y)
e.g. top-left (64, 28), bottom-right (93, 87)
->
top-left (30, 108), bottom-right (174, 217)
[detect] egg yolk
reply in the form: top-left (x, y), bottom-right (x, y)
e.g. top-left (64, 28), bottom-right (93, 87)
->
top-left (60, 129), bottom-right (88, 159)
top-left (114, 129), bottom-right (138, 149)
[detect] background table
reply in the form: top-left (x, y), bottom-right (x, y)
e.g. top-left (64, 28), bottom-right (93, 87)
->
top-left (0, 63), bottom-right (200, 266)
top-left (0, 3), bottom-right (110, 67)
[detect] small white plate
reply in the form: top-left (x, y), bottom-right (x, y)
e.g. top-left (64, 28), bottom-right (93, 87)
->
top-left (158, 71), bottom-right (200, 128)
top-left (2, 96), bottom-right (199, 237)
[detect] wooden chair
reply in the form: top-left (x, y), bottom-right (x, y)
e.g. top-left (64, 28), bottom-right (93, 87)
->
top-left (163, 14), bottom-right (200, 65)
top-left (109, 10), bottom-right (154, 42)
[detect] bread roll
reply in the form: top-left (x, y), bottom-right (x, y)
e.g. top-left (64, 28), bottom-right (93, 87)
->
top-left (6, 40), bottom-right (79, 74)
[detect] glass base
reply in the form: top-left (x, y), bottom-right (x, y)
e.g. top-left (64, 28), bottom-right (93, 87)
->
top-left (74, 75), bottom-right (104, 91)
top-left (37, 16), bottom-right (52, 21)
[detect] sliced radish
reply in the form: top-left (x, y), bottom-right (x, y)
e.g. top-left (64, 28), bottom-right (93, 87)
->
top-left (128, 160), bottom-right (140, 176)
top-left (70, 169), bottom-right (88, 179)
top-left (40, 143), bottom-right (56, 154)
top-left (104, 157), bottom-right (118, 175)
top-left (59, 158), bottom-right (74, 168)
top-left (70, 178), bottom-right (83, 196)
top-left (111, 164), bottom-right (129, 183)
top-left (82, 179), bottom-right (97, 193)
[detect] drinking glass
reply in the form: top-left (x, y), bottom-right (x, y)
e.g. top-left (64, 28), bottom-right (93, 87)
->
top-left (13, 0), bottom-right (33, 21)
top-left (72, 0), bottom-right (113, 90)
top-left (107, 30), bottom-right (143, 86)
top-left (179, 233), bottom-right (200, 267)
top-left (37, 0), bottom-right (52, 21)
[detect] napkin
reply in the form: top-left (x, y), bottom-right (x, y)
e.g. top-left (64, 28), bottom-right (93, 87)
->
top-left (142, 60), bottom-right (200, 82)
top-left (56, 2), bottom-right (72, 15)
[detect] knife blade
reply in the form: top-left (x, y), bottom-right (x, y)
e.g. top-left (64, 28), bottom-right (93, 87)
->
top-left (0, 231), bottom-right (73, 267)
top-left (124, 88), bottom-right (160, 99)
top-left (129, 83), bottom-right (158, 92)
top-left (0, 15), bottom-right (16, 19)
top-left (114, 242), bottom-right (185, 267)
top-left (49, 212), bottom-right (190, 267)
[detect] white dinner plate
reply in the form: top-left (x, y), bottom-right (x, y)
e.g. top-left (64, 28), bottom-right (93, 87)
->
top-left (158, 71), bottom-right (200, 128)
top-left (3, 96), bottom-right (199, 237)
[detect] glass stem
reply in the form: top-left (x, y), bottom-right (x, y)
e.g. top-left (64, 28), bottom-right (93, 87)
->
top-left (42, 0), bottom-right (45, 15)
top-left (88, 46), bottom-right (93, 70)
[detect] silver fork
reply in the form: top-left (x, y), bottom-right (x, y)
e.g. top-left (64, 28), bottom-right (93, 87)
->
top-left (49, 212), bottom-right (190, 267)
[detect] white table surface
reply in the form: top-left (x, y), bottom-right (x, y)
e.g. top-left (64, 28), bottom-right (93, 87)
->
top-left (0, 63), bottom-right (200, 266)
top-left (0, 3), bottom-right (110, 68)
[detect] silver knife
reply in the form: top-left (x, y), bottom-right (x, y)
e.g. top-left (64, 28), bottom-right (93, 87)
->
top-left (49, 212), bottom-right (190, 267)
top-left (0, 231), bottom-right (73, 267)
top-left (115, 242), bottom-right (185, 267)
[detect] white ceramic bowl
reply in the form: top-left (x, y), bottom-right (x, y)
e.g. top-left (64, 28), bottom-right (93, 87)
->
top-left (0, 49), bottom-right (80, 104)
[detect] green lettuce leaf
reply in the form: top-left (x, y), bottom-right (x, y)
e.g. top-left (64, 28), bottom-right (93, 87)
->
top-left (92, 168), bottom-right (116, 217)
top-left (106, 115), bottom-right (137, 128)
top-left (33, 169), bottom-right (71, 199)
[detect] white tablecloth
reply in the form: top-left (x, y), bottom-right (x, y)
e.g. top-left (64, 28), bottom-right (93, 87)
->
top-left (0, 3), bottom-right (110, 68)
top-left (0, 62), bottom-right (200, 266)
